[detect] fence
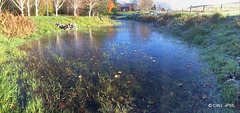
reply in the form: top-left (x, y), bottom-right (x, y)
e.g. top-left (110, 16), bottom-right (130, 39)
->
top-left (187, 3), bottom-right (240, 14)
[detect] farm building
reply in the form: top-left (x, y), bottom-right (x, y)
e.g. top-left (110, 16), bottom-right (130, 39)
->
top-left (119, 4), bottom-right (132, 12)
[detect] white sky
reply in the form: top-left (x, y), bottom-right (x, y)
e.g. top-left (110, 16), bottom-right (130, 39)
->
top-left (117, 0), bottom-right (239, 10)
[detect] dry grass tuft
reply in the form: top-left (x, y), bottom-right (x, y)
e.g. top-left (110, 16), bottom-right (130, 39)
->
top-left (0, 11), bottom-right (36, 39)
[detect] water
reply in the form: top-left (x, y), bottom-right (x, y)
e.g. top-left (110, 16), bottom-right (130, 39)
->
top-left (23, 21), bottom-right (217, 112)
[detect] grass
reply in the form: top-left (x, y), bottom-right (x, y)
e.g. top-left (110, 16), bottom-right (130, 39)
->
top-left (30, 16), bottom-right (114, 35)
top-left (0, 12), bottom-right (36, 39)
top-left (18, 48), bottom-right (140, 112)
top-left (0, 12), bottom-right (116, 112)
top-left (126, 11), bottom-right (240, 111)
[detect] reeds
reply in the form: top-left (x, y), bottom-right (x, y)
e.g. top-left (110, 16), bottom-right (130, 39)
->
top-left (0, 11), bottom-right (36, 39)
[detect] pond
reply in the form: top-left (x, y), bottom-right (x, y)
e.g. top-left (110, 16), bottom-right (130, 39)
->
top-left (23, 21), bottom-right (217, 112)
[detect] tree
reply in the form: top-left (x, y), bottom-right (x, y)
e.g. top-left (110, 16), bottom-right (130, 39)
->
top-left (69, 0), bottom-right (82, 16)
top-left (97, 0), bottom-right (108, 13)
top-left (46, 0), bottom-right (48, 16)
top-left (10, 0), bottom-right (26, 16)
top-left (42, 0), bottom-right (54, 16)
top-left (107, 0), bottom-right (114, 12)
top-left (156, 2), bottom-right (171, 11)
top-left (130, 0), bottom-right (138, 11)
top-left (52, 0), bottom-right (65, 16)
top-left (26, 0), bottom-right (33, 16)
top-left (35, 0), bottom-right (41, 16)
top-left (86, 0), bottom-right (98, 17)
top-left (0, 0), bottom-right (6, 13)
top-left (140, 0), bottom-right (152, 11)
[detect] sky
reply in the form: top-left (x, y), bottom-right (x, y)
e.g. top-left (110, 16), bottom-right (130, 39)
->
top-left (117, 0), bottom-right (239, 10)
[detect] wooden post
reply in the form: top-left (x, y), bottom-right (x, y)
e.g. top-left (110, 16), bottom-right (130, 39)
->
top-left (220, 5), bottom-right (223, 11)
top-left (203, 5), bottom-right (205, 12)
top-left (190, 5), bottom-right (192, 13)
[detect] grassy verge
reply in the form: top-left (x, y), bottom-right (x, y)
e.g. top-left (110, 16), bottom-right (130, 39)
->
top-left (127, 12), bottom-right (240, 110)
top-left (0, 13), bottom-right (115, 112)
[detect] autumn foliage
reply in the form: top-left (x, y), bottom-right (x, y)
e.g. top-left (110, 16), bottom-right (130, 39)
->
top-left (107, 0), bottom-right (115, 12)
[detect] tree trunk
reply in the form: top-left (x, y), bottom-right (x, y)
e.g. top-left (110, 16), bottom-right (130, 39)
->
top-left (74, 8), bottom-right (77, 16)
top-left (89, 9), bottom-right (91, 17)
top-left (56, 9), bottom-right (58, 16)
top-left (27, 6), bottom-right (30, 16)
top-left (36, 6), bottom-right (38, 16)
top-left (21, 7), bottom-right (24, 16)
top-left (47, 0), bottom-right (48, 16)
top-left (27, 0), bottom-right (30, 16)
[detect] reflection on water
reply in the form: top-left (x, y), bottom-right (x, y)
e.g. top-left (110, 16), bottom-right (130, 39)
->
top-left (26, 21), bottom-right (217, 112)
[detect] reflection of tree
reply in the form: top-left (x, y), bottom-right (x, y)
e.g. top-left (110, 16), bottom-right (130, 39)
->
top-left (56, 33), bottom-right (63, 56)
top-left (37, 38), bottom-right (43, 57)
top-left (73, 30), bottom-right (79, 47)
top-left (107, 26), bottom-right (114, 38)
top-left (139, 23), bottom-right (151, 38)
top-left (89, 28), bottom-right (93, 44)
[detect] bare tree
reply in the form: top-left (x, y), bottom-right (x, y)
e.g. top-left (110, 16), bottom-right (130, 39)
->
top-left (52, 0), bottom-right (65, 16)
top-left (26, 0), bottom-right (33, 16)
top-left (69, 0), bottom-right (82, 16)
top-left (156, 2), bottom-right (171, 11)
top-left (140, 0), bottom-right (153, 11)
top-left (35, 0), bottom-right (41, 16)
top-left (0, 0), bottom-right (6, 13)
top-left (86, 0), bottom-right (98, 17)
top-left (11, 0), bottom-right (26, 16)
top-left (130, 0), bottom-right (138, 11)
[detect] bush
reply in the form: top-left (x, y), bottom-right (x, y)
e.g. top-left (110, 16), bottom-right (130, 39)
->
top-left (210, 11), bottom-right (225, 23)
top-left (183, 14), bottom-right (195, 29)
top-left (111, 8), bottom-right (118, 14)
top-left (0, 11), bottom-right (36, 39)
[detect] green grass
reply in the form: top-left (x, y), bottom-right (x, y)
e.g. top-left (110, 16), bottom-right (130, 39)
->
top-left (30, 16), bottom-right (114, 36)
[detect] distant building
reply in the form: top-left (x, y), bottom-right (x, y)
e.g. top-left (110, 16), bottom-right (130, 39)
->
top-left (119, 4), bottom-right (132, 12)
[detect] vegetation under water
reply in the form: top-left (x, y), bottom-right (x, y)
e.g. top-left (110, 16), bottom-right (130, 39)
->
top-left (0, 10), bottom-right (239, 112)
top-left (0, 11), bottom-right (117, 112)
top-left (126, 11), bottom-right (240, 111)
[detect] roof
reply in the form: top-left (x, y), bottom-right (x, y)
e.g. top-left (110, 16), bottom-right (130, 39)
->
top-left (119, 5), bottom-right (131, 8)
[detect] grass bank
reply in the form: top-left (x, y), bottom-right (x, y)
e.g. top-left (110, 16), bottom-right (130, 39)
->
top-left (127, 12), bottom-right (240, 111)
top-left (0, 12), bottom-right (115, 112)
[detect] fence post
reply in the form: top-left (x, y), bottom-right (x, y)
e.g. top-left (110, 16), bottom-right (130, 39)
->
top-left (220, 5), bottom-right (223, 11)
top-left (190, 5), bottom-right (192, 13)
top-left (203, 5), bottom-right (205, 12)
